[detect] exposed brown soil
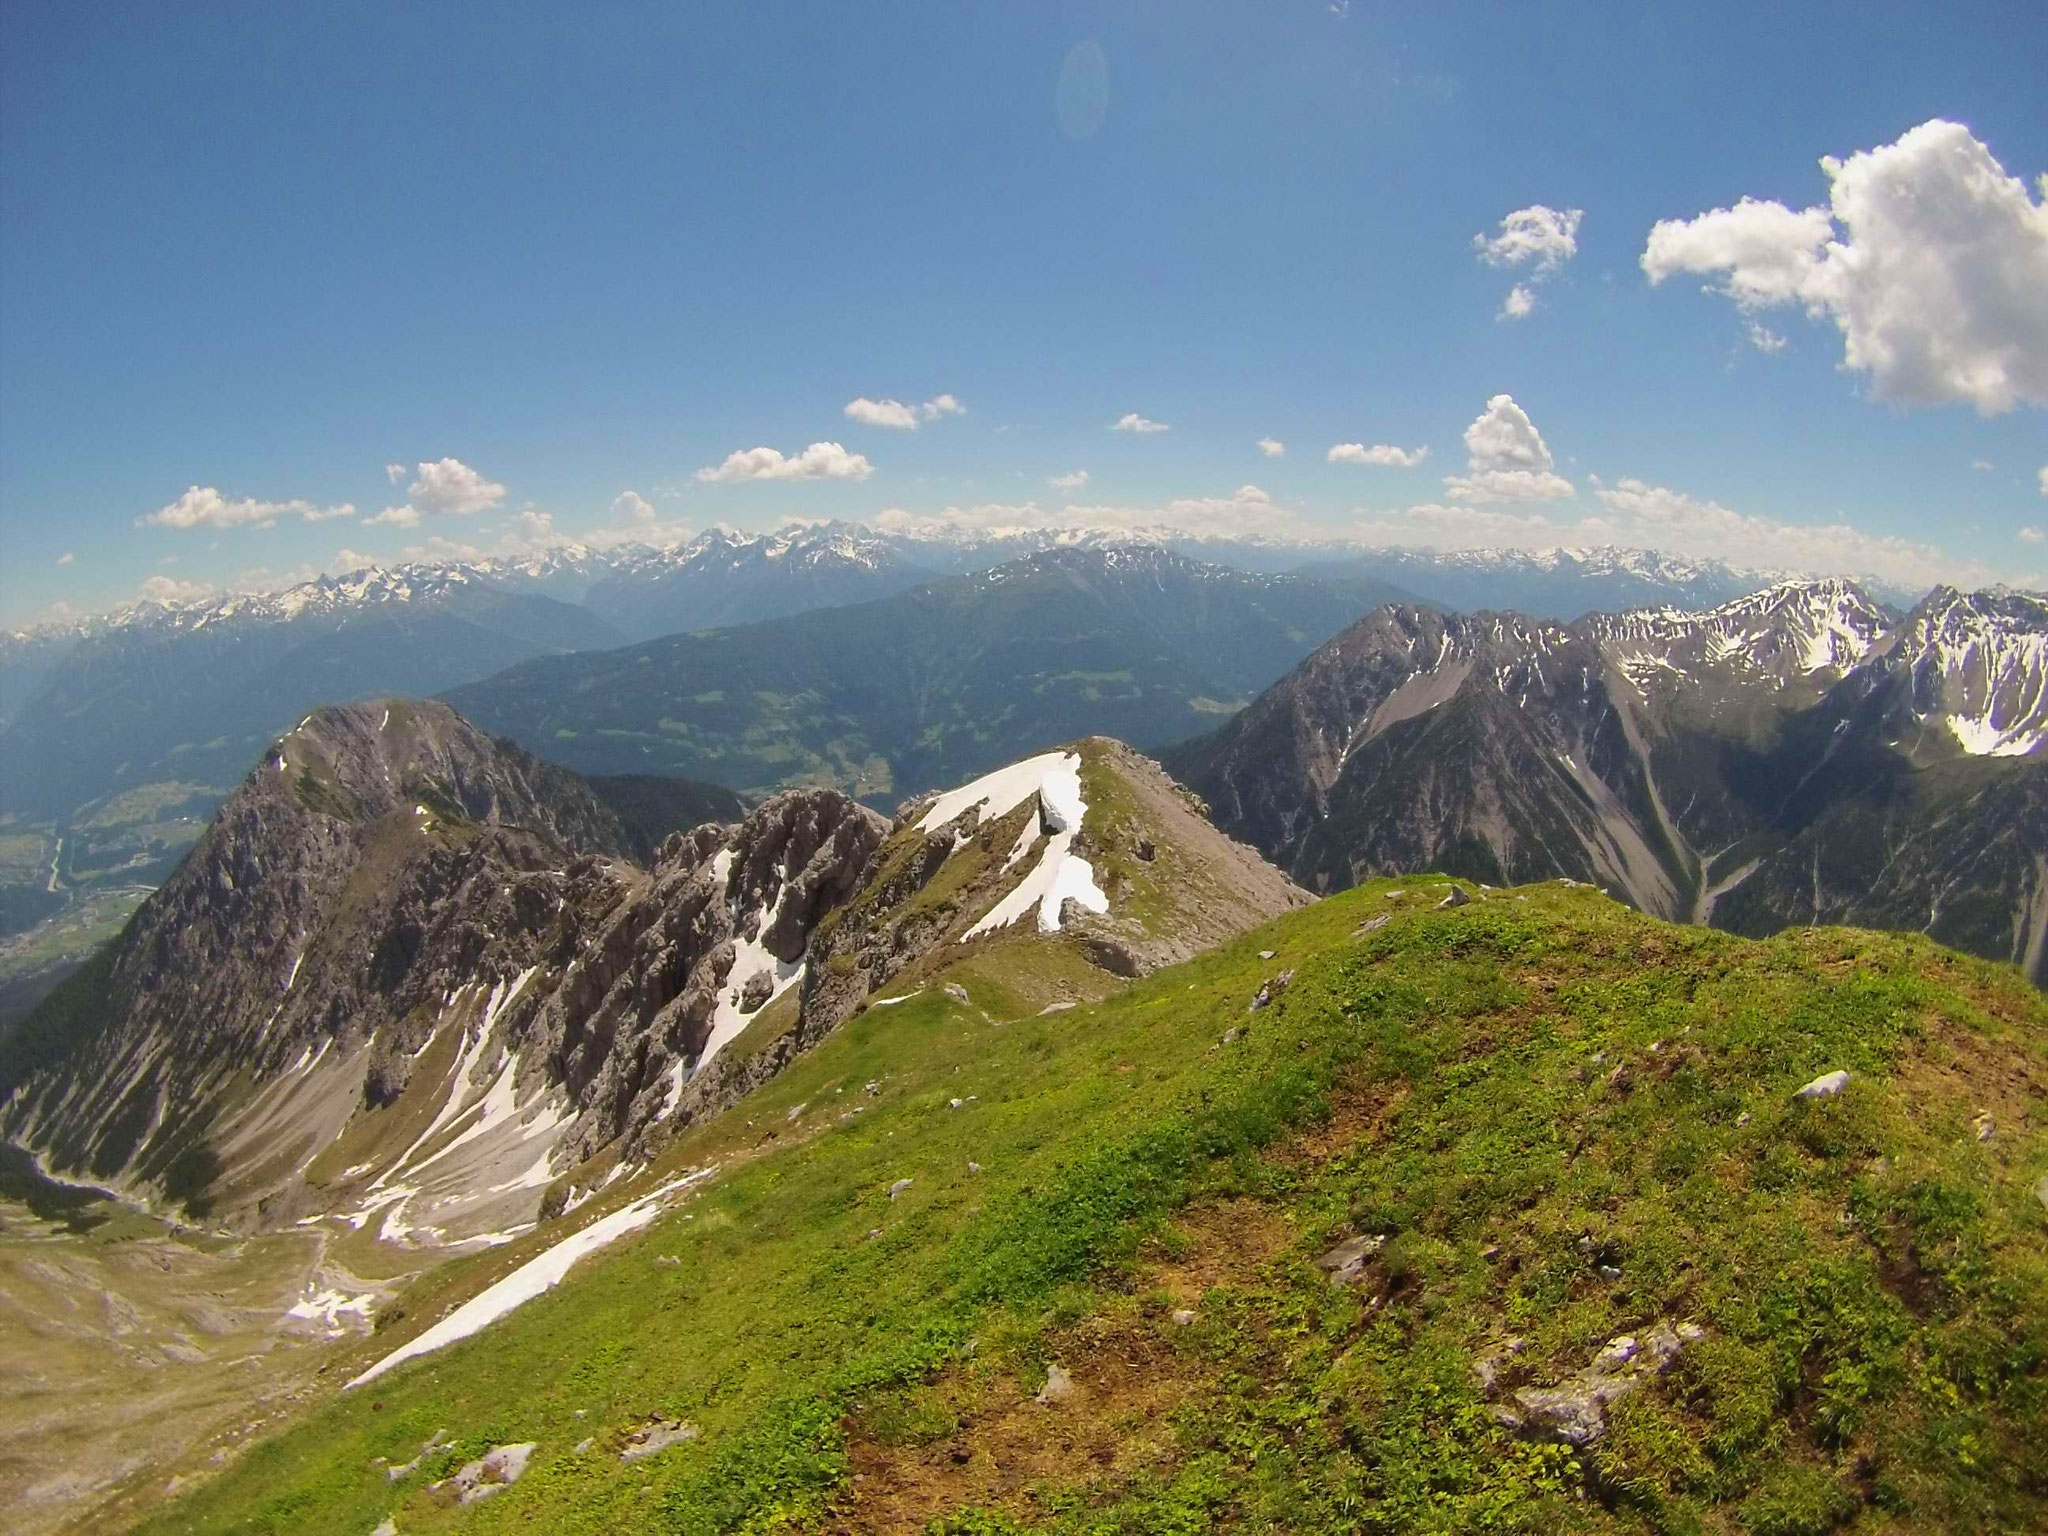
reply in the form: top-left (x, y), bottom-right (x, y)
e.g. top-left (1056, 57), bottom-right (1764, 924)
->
top-left (825, 1310), bottom-right (1209, 1533)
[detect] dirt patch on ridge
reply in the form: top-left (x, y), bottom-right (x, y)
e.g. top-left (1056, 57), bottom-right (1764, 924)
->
top-left (829, 1310), bottom-right (1210, 1534)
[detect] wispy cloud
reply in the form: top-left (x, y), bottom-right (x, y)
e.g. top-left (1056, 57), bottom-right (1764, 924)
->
top-left (1048, 469), bottom-right (1089, 493)
top-left (1111, 412), bottom-right (1169, 434)
top-left (1257, 437), bottom-right (1285, 458)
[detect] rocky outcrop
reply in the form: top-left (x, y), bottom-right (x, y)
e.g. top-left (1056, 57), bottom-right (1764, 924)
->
top-left (0, 703), bottom-right (886, 1230)
top-left (527, 788), bottom-right (887, 1164)
top-left (1, 700), bottom-right (641, 1191)
top-left (1485, 1322), bottom-right (1704, 1445)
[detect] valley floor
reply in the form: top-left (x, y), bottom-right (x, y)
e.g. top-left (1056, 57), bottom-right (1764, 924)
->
top-left (0, 1150), bottom-right (401, 1536)
top-left (43, 881), bottom-right (2048, 1534)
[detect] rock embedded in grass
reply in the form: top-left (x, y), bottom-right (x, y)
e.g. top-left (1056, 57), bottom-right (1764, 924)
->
top-left (1036, 1363), bottom-right (1076, 1405)
top-left (1794, 1069), bottom-right (1850, 1099)
top-left (1316, 1233), bottom-right (1386, 1286)
top-left (432, 1441), bottom-right (536, 1504)
top-left (1492, 1322), bottom-right (1701, 1445)
top-left (619, 1418), bottom-right (697, 1462)
top-left (1247, 970), bottom-right (1293, 1012)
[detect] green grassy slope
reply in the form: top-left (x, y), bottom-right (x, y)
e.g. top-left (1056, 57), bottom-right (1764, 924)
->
top-left (124, 882), bottom-right (2046, 1535)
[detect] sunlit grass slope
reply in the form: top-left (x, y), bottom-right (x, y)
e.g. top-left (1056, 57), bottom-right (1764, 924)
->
top-left (134, 880), bottom-right (2047, 1535)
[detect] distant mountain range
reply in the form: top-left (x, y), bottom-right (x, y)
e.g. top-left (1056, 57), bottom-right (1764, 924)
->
top-left (0, 518), bottom-right (2022, 1014)
top-left (0, 520), bottom-right (1819, 831)
top-left (1168, 580), bottom-right (2048, 983)
top-left (442, 546), bottom-right (1400, 803)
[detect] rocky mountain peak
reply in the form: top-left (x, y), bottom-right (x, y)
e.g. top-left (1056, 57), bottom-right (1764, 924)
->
top-left (1591, 578), bottom-right (1888, 691)
top-left (1881, 585), bottom-right (2048, 757)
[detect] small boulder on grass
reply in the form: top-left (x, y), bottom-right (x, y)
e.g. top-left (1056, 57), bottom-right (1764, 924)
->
top-left (1316, 1234), bottom-right (1386, 1286)
top-left (1247, 971), bottom-right (1294, 1012)
top-left (1035, 1363), bottom-right (1077, 1405)
top-left (620, 1417), bottom-right (697, 1462)
top-left (1794, 1069), bottom-right (1850, 1100)
top-left (431, 1442), bottom-right (536, 1505)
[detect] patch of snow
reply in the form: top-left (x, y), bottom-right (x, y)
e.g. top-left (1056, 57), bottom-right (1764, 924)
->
top-left (286, 1288), bottom-right (376, 1333)
top-left (964, 788), bottom-right (1108, 939)
top-left (487, 1145), bottom-right (558, 1195)
top-left (447, 1224), bottom-right (534, 1249)
top-left (1000, 818), bottom-right (1038, 871)
top-left (915, 751), bottom-right (1079, 834)
top-left (1946, 712), bottom-right (2046, 757)
top-left (1043, 852), bottom-right (1110, 924)
top-left (692, 927), bottom-right (803, 1079)
top-left (348, 1166), bottom-right (720, 1387)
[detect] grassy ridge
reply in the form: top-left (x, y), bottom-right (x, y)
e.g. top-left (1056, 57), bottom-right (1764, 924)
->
top-left (128, 882), bottom-right (2047, 1534)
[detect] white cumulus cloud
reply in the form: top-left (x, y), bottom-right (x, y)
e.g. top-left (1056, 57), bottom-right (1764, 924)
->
top-left (1328, 442), bottom-right (1429, 468)
top-left (695, 442), bottom-right (874, 484)
top-left (1257, 436), bottom-right (1285, 457)
top-left (365, 506), bottom-right (421, 528)
top-left (844, 393), bottom-right (966, 429)
top-left (1049, 469), bottom-right (1089, 493)
top-left (1475, 205), bottom-right (1582, 320)
top-left (1112, 413), bottom-right (1169, 434)
top-left (2019, 526), bottom-right (2043, 544)
top-left (404, 457), bottom-right (507, 516)
top-left (1475, 204), bottom-right (1584, 274)
top-left (612, 490), bottom-right (657, 522)
top-left (56, 551), bottom-right (74, 566)
top-left (2040, 463), bottom-right (2048, 496)
top-left (142, 486), bottom-right (357, 531)
top-left (1642, 120), bottom-right (2048, 413)
top-left (1441, 394), bottom-right (1575, 502)
top-left (138, 574), bottom-right (215, 605)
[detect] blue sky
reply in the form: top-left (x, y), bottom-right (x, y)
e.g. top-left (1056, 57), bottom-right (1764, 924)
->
top-left (2, 0), bottom-right (2044, 625)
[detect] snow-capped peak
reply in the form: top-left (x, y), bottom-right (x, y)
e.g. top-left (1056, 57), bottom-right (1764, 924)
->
top-left (1592, 577), bottom-right (1889, 687)
top-left (1891, 587), bottom-right (2048, 757)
